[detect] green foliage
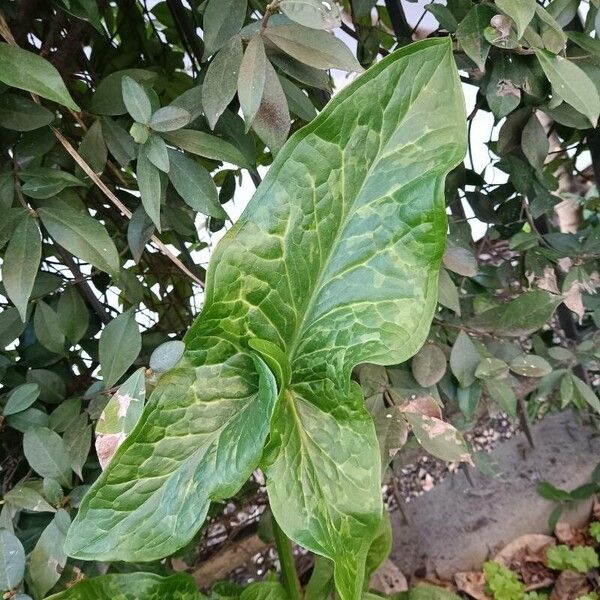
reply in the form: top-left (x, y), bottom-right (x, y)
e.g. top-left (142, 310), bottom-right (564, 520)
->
top-left (65, 38), bottom-right (467, 600)
top-left (483, 561), bottom-right (524, 600)
top-left (1, 1), bottom-right (599, 598)
top-left (546, 544), bottom-right (600, 573)
top-left (590, 521), bottom-right (600, 542)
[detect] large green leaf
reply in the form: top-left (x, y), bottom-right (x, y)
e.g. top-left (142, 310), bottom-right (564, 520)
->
top-left (45, 572), bottom-right (201, 600)
top-left (66, 38), bottom-right (466, 600)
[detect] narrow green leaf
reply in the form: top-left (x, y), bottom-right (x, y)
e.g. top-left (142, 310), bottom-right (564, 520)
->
top-left (162, 128), bottom-right (250, 168)
top-left (411, 343), bottom-right (447, 387)
top-left (65, 39), bottom-right (466, 600)
top-left (167, 149), bottom-right (226, 219)
top-left (572, 374), bottom-right (600, 413)
top-left (142, 134), bottom-right (170, 172)
top-left (279, 76), bottom-right (317, 122)
top-left (0, 94), bottom-right (54, 131)
top-left (90, 69), bottom-right (158, 116)
top-left (450, 331), bottom-right (480, 388)
top-left (0, 529), bottom-right (25, 591)
top-left (149, 106), bottom-right (191, 132)
top-left (521, 113), bottom-right (549, 171)
top-left (238, 36), bottom-right (267, 128)
top-left (78, 119), bottom-right (107, 175)
top-left (23, 427), bottom-right (71, 487)
top-left (437, 267), bottom-right (461, 315)
top-left (2, 216), bottom-right (41, 322)
top-left (4, 484), bottom-right (56, 513)
top-left (203, 0), bottom-right (248, 58)
top-left (63, 413), bottom-right (91, 478)
top-left (136, 150), bottom-right (162, 230)
top-left (127, 205), bottom-right (154, 263)
top-left (280, 0), bottom-right (341, 30)
top-left (496, 0), bottom-right (536, 38)
top-left (469, 290), bottom-right (561, 336)
top-left (121, 76), bottom-right (153, 124)
top-left (27, 509), bottom-right (70, 599)
top-left (34, 301), bottom-right (66, 355)
top-left (456, 5), bottom-right (495, 71)
top-left (99, 310), bottom-right (141, 388)
top-left (535, 49), bottom-right (600, 127)
top-left (45, 572), bottom-right (202, 600)
top-left (3, 383), bottom-right (40, 416)
top-left (485, 377), bottom-right (517, 417)
top-left (264, 24), bottom-right (362, 72)
top-left (37, 205), bottom-right (119, 276)
top-left (57, 287), bottom-right (89, 344)
top-left (203, 36), bottom-right (243, 130)
top-left (101, 117), bottom-right (136, 166)
top-left (0, 43), bottom-right (79, 110)
top-left (252, 61), bottom-right (290, 153)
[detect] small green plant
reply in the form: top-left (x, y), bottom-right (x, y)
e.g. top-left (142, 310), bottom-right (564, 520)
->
top-left (546, 545), bottom-right (599, 573)
top-left (484, 561), bottom-right (524, 600)
top-left (590, 522), bottom-right (600, 543)
top-left (523, 593), bottom-right (549, 600)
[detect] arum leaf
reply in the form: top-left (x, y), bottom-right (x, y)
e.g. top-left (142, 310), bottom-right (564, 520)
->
top-left (203, 36), bottom-right (243, 130)
top-left (99, 310), bottom-right (141, 388)
top-left (65, 39), bottom-right (466, 600)
top-left (167, 149), bottom-right (226, 219)
top-left (535, 50), bottom-right (600, 127)
top-left (0, 43), bottom-right (79, 110)
top-left (238, 36), bottom-right (267, 129)
top-left (44, 572), bottom-right (201, 599)
top-left (263, 24), bottom-right (362, 72)
top-left (2, 216), bottom-right (41, 322)
top-left (37, 205), bottom-right (120, 276)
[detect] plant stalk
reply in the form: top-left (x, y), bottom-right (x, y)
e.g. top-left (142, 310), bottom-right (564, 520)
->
top-left (272, 514), bottom-right (302, 600)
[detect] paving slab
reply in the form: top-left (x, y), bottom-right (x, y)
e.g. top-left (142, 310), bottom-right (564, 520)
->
top-left (389, 411), bottom-right (600, 579)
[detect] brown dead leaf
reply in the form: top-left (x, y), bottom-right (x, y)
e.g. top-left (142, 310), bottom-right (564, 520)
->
top-left (593, 497), bottom-right (600, 521)
top-left (369, 560), bottom-right (408, 594)
top-left (455, 570), bottom-right (490, 600)
top-left (554, 522), bottom-right (591, 547)
top-left (494, 534), bottom-right (555, 590)
top-left (550, 570), bottom-right (590, 600)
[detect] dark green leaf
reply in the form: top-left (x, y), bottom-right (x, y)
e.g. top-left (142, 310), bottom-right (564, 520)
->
top-left (0, 529), bottom-right (25, 591)
top-left (23, 427), bottom-right (71, 487)
top-left (78, 119), bottom-right (107, 175)
top-left (203, 36), bottom-right (244, 130)
top-left (167, 149), bottom-right (226, 219)
top-left (572, 374), bottom-right (600, 413)
top-left (99, 310), bottom-right (141, 388)
top-left (57, 287), bottom-right (89, 345)
top-left (34, 301), bottom-right (65, 355)
top-left (3, 383), bottom-right (40, 416)
top-left (2, 215), bottom-right (41, 321)
top-left (450, 331), bottom-right (480, 388)
top-left (0, 94), bottom-right (54, 131)
top-left (509, 354), bottom-right (552, 377)
top-left (456, 5), bottom-right (495, 71)
top-left (264, 24), bottom-right (362, 71)
top-left (38, 205), bottom-right (119, 276)
top-left (101, 117), bottom-right (136, 166)
top-left (281, 0), bottom-right (341, 30)
top-left (127, 205), bottom-right (154, 263)
top-left (238, 35), bottom-right (267, 129)
top-left (411, 343), bottom-right (447, 387)
top-left (279, 76), bottom-right (317, 122)
top-left (162, 128), bottom-right (250, 168)
top-left (522, 113), bottom-right (549, 171)
top-left (485, 377), bottom-right (517, 417)
top-left (121, 76), bottom-right (153, 124)
top-left (535, 49), bottom-right (600, 127)
top-left (142, 134), bottom-right (170, 172)
top-left (425, 3), bottom-right (458, 32)
top-left (495, 0), bottom-right (535, 38)
top-left (136, 150), bottom-right (162, 230)
top-left (90, 69), bottom-right (158, 116)
top-left (203, 0), bottom-right (248, 58)
top-left (0, 43), bottom-right (79, 110)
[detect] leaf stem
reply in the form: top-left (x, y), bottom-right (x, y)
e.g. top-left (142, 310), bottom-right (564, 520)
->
top-left (272, 514), bottom-right (302, 600)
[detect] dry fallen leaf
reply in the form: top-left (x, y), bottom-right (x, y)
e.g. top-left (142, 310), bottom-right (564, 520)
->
top-left (549, 570), bottom-right (590, 600)
top-left (369, 560), bottom-right (408, 594)
top-left (455, 570), bottom-right (490, 600)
